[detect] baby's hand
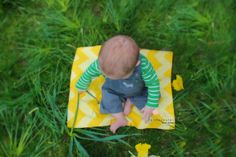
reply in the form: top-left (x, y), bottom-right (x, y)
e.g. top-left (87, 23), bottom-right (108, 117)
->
top-left (78, 90), bottom-right (85, 95)
top-left (141, 106), bottom-right (155, 123)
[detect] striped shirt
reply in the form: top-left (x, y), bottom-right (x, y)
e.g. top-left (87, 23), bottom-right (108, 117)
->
top-left (76, 54), bottom-right (160, 108)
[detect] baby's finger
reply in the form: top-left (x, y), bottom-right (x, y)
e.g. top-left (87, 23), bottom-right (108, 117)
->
top-left (141, 107), bottom-right (145, 113)
top-left (145, 115), bottom-right (150, 123)
top-left (142, 111), bottom-right (146, 120)
top-left (143, 112), bottom-right (149, 123)
top-left (145, 112), bottom-right (152, 123)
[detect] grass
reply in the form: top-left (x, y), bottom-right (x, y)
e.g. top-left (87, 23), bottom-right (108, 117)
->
top-left (0, 0), bottom-right (235, 156)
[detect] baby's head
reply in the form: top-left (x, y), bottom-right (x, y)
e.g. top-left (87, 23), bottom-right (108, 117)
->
top-left (98, 35), bottom-right (140, 79)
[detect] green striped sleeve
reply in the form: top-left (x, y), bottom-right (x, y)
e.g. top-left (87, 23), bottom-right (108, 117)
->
top-left (76, 59), bottom-right (102, 90)
top-left (140, 54), bottom-right (161, 108)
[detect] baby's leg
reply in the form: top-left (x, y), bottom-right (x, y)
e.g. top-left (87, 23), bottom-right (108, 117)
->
top-left (110, 112), bottom-right (127, 133)
top-left (124, 98), bottom-right (132, 115)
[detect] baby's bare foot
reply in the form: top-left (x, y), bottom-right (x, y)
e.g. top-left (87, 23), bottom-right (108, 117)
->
top-left (124, 99), bottom-right (132, 115)
top-left (110, 119), bottom-right (127, 134)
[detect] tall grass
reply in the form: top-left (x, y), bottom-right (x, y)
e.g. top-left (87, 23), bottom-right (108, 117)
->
top-left (0, 0), bottom-right (235, 156)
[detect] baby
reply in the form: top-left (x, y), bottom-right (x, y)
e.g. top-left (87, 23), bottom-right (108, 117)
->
top-left (76, 35), bottom-right (160, 133)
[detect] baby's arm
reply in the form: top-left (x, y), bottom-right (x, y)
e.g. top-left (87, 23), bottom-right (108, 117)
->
top-left (76, 59), bottom-right (102, 92)
top-left (140, 55), bottom-right (161, 121)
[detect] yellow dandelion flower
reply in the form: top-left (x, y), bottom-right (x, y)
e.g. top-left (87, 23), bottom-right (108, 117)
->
top-left (135, 143), bottom-right (151, 157)
top-left (172, 75), bottom-right (184, 91)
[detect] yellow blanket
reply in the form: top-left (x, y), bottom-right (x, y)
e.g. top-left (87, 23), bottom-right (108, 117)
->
top-left (67, 46), bottom-right (175, 130)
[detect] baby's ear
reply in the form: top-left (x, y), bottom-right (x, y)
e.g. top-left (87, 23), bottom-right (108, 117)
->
top-left (136, 60), bottom-right (140, 66)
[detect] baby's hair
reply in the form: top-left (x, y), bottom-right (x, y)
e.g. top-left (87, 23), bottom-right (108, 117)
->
top-left (98, 35), bottom-right (139, 79)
